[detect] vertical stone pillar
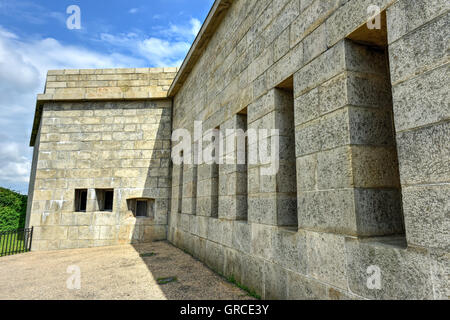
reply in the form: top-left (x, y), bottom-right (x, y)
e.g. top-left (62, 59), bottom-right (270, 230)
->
top-left (219, 114), bottom-right (248, 221)
top-left (171, 163), bottom-right (182, 214)
top-left (294, 39), bottom-right (404, 237)
top-left (197, 164), bottom-right (219, 217)
top-left (247, 89), bottom-right (297, 227)
top-left (182, 163), bottom-right (196, 215)
top-left (387, 6), bottom-right (449, 250)
top-left (86, 189), bottom-right (96, 212)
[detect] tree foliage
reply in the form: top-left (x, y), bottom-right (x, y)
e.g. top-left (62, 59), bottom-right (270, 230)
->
top-left (0, 187), bottom-right (27, 232)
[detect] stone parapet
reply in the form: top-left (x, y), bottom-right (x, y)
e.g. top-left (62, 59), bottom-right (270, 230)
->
top-left (30, 67), bottom-right (178, 146)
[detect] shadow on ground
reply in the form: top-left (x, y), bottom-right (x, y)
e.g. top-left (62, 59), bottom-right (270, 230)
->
top-left (130, 241), bottom-right (253, 300)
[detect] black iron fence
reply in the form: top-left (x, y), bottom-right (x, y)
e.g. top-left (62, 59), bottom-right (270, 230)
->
top-left (0, 227), bottom-right (33, 257)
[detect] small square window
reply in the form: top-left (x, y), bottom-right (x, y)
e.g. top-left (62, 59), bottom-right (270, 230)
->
top-left (75, 189), bottom-right (87, 212)
top-left (96, 189), bottom-right (114, 212)
top-left (127, 198), bottom-right (155, 219)
top-left (136, 201), bottom-right (148, 217)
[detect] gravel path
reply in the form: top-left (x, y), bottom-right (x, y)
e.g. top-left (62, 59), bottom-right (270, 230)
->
top-left (0, 241), bottom-right (254, 300)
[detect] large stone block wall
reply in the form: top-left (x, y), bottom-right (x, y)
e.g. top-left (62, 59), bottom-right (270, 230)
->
top-left (169, 0), bottom-right (449, 300)
top-left (28, 100), bottom-right (172, 251)
top-left (27, 68), bottom-right (175, 251)
top-left (41, 67), bottom-right (177, 100)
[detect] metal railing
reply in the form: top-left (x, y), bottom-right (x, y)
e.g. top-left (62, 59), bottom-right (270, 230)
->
top-left (0, 227), bottom-right (33, 257)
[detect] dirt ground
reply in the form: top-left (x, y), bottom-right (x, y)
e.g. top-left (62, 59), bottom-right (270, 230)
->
top-left (0, 241), bottom-right (254, 300)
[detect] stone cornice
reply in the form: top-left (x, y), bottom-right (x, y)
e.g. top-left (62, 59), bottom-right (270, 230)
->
top-left (30, 68), bottom-right (177, 146)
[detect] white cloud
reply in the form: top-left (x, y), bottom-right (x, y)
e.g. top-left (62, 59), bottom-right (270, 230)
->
top-left (99, 18), bottom-right (201, 67)
top-left (100, 32), bottom-right (190, 68)
top-left (0, 28), bottom-right (18, 39)
top-left (0, 141), bottom-right (31, 184)
top-left (0, 26), bottom-right (145, 193)
top-left (138, 38), bottom-right (190, 67)
top-left (190, 18), bottom-right (202, 37)
top-left (129, 8), bottom-right (138, 14)
top-left (0, 15), bottom-right (204, 193)
top-left (162, 18), bottom-right (202, 40)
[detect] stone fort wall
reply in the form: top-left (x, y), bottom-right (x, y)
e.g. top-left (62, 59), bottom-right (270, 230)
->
top-left (168, 0), bottom-right (449, 300)
top-left (26, 68), bottom-right (176, 251)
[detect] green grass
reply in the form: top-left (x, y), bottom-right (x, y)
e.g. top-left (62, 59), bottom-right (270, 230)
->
top-left (177, 245), bottom-right (261, 299)
top-left (225, 275), bottom-right (261, 300)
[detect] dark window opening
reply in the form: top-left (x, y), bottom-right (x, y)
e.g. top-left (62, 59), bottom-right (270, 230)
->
top-left (75, 189), bottom-right (87, 212)
top-left (345, 10), bottom-right (405, 237)
top-left (136, 200), bottom-right (148, 217)
top-left (178, 151), bottom-right (184, 214)
top-left (237, 108), bottom-right (248, 221)
top-left (192, 163), bottom-right (198, 215)
top-left (96, 189), bottom-right (114, 212)
top-left (104, 191), bottom-right (114, 211)
top-left (211, 126), bottom-right (220, 218)
top-left (276, 76), bottom-right (298, 228)
top-left (127, 198), bottom-right (155, 219)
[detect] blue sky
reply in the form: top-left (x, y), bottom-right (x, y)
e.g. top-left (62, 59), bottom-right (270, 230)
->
top-left (0, 0), bottom-right (214, 194)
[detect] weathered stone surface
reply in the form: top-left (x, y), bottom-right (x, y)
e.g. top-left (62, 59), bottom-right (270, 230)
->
top-left (389, 12), bottom-right (449, 85)
top-left (248, 194), bottom-right (277, 225)
top-left (264, 261), bottom-right (288, 300)
top-left (273, 26), bottom-right (290, 62)
top-left (298, 189), bottom-right (356, 234)
top-left (355, 188), bottom-right (404, 235)
top-left (346, 73), bottom-right (391, 108)
top-left (40, 68), bottom-right (176, 101)
top-left (207, 218), bottom-right (232, 247)
top-left (348, 107), bottom-right (396, 146)
top-left (396, 121), bottom-right (450, 186)
top-left (429, 249), bottom-right (450, 300)
top-left (294, 87), bottom-right (319, 126)
top-left (296, 154), bottom-right (317, 191)
top-left (295, 108), bottom-right (350, 156)
top-left (403, 185), bottom-right (450, 250)
top-left (167, 0), bottom-right (447, 301)
top-left (251, 223), bottom-right (274, 260)
top-left (306, 231), bottom-right (348, 289)
top-left (319, 72), bottom-right (348, 115)
top-left (387, 0), bottom-right (450, 44)
top-left (205, 240), bottom-right (226, 275)
top-left (316, 146), bottom-right (353, 189)
top-left (303, 23), bottom-right (327, 65)
top-left (345, 238), bottom-right (434, 299)
top-left (232, 221), bottom-right (252, 254)
top-left (287, 270), bottom-right (328, 300)
top-left (224, 247), bottom-right (243, 284)
top-left (272, 228), bottom-right (307, 273)
top-left (294, 40), bottom-right (346, 96)
top-left (392, 63), bottom-right (450, 132)
top-left (350, 146), bottom-right (401, 188)
top-left (290, 0), bottom-right (341, 48)
top-left (325, 0), bottom-right (396, 47)
top-left (240, 253), bottom-right (265, 297)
